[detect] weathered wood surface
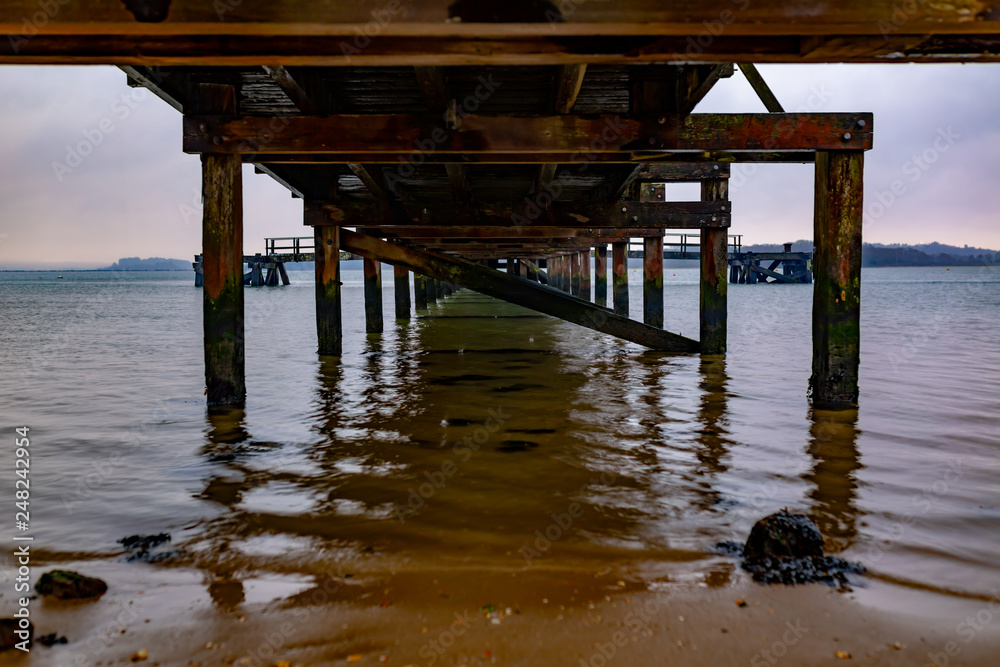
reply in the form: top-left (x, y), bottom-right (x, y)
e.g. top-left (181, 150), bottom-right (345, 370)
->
top-left (304, 200), bottom-right (729, 229)
top-left (3, 1), bottom-right (999, 65)
top-left (363, 257), bottom-right (383, 333)
top-left (368, 226), bottom-right (699, 240)
top-left (251, 152), bottom-right (815, 165)
top-left (700, 178), bottom-right (729, 354)
top-left (314, 223), bottom-right (342, 356)
top-left (393, 266), bottom-right (410, 320)
top-left (612, 241), bottom-right (629, 317)
top-left (580, 250), bottom-right (591, 302)
top-left (570, 252), bottom-right (582, 298)
top-left (413, 273), bottom-right (429, 310)
top-left (595, 245), bottom-right (608, 307)
top-left (202, 151), bottom-right (245, 407)
top-left (2, 1), bottom-right (995, 34)
top-left (185, 113), bottom-right (873, 155)
top-left (200, 83), bottom-right (245, 407)
top-left (811, 151), bottom-right (864, 405)
top-left (643, 236), bottom-right (664, 328)
top-left (738, 64), bottom-right (785, 113)
top-left (339, 230), bottom-right (698, 352)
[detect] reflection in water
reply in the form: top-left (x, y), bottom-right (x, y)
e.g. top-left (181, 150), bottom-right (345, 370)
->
top-left (804, 407), bottom-right (863, 552)
top-left (202, 408), bottom-right (249, 461)
top-left (693, 356), bottom-right (733, 510)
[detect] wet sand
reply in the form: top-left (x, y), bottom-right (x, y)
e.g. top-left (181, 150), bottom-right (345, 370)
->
top-left (9, 554), bottom-right (1000, 666)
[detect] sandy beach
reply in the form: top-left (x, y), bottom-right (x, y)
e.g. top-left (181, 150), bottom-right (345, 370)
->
top-left (8, 552), bottom-right (1000, 666)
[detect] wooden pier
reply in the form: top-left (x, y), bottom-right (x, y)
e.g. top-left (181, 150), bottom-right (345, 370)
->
top-left (191, 237), bottom-right (355, 287)
top-left (5, 1), bottom-right (995, 407)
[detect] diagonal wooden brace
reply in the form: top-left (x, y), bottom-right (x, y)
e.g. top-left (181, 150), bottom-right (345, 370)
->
top-left (339, 230), bottom-right (699, 353)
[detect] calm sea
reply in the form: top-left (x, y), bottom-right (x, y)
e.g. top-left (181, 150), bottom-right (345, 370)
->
top-left (1, 264), bottom-right (998, 616)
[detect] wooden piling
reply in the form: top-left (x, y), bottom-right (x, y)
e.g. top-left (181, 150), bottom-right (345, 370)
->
top-left (811, 151), bottom-right (864, 405)
top-left (426, 277), bottom-right (438, 305)
top-left (570, 252), bottom-right (582, 298)
top-left (595, 245), bottom-right (608, 306)
top-left (364, 258), bottom-right (383, 333)
top-left (700, 178), bottom-right (729, 354)
top-left (643, 236), bottom-right (664, 328)
top-left (414, 273), bottom-right (429, 310)
top-left (200, 83), bottom-right (245, 407)
top-left (612, 242), bottom-right (628, 316)
top-left (394, 265), bottom-right (410, 320)
top-left (580, 250), bottom-right (591, 301)
top-left (314, 223), bottom-right (342, 356)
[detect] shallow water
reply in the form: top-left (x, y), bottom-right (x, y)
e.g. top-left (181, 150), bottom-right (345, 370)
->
top-left (1, 264), bottom-right (998, 617)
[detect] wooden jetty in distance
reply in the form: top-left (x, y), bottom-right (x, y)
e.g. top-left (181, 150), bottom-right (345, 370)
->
top-left (6, 1), bottom-right (998, 407)
top-left (192, 237), bottom-right (358, 287)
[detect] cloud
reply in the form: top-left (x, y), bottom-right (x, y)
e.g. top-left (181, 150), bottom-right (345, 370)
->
top-left (0, 63), bottom-right (997, 268)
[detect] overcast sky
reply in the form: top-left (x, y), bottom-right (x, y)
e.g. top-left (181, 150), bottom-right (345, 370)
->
top-left (0, 64), bottom-right (997, 269)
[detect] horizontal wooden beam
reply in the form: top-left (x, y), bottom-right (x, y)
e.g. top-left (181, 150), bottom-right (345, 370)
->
top-left (8, 35), bottom-right (1000, 66)
top-left (305, 200), bottom-right (729, 228)
top-left (186, 113), bottom-right (872, 155)
top-left (370, 226), bottom-right (678, 240)
top-left (339, 229), bottom-right (699, 353)
top-left (4, 1), bottom-right (995, 36)
top-left (2, 2), bottom-right (999, 65)
top-left (253, 152), bottom-right (814, 165)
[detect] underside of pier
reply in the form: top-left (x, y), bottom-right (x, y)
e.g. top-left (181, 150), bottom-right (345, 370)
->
top-left (5, 0), bottom-right (997, 407)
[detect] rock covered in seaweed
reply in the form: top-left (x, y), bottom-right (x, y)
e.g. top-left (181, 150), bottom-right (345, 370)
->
top-left (745, 510), bottom-right (826, 562)
top-left (718, 510), bottom-right (865, 589)
top-left (35, 570), bottom-right (108, 600)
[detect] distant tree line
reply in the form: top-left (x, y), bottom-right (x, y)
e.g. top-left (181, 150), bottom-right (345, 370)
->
top-left (105, 257), bottom-right (191, 271)
top-left (743, 241), bottom-right (998, 268)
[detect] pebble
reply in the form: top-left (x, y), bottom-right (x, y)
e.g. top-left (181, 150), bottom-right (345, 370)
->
top-left (835, 650), bottom-right (852, 659)
top-left (130, 649), bottom-right (148, 662)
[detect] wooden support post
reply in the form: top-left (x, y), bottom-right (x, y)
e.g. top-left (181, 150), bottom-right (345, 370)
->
top-left (278, 262), bottom-right (290, 286)
top-left (551, 257), bottom-right (561, 291)
top-left (811, 151), bottom-right (864, 405)
top-left (594, 245), bottom-right (607, 306)
top-left (570, 252), bottom-right (582, 298)
top-left (314, 224), bottom-right (342, 356)
top-left (580, 250), bottom-right (591, 301)
top-left (701, 179), bottom-right (729, 354)
top-left (612, 242), bottom-right (628, 316)
top-left (200, 83), bottom-right (245, 407)
top-left (643, 236), bottom-right (664, 328)
top-left (394, 265), bottom-right (410, 320)
top-left (414, 273), bottom-right (428, 310)
top-left (426, 277), bottom-right (438, 305)
top-left (364, 257), bottom-right (383, 333)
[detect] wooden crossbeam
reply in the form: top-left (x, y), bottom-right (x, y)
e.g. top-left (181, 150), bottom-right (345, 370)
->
top-left (369, 226), bottom-right (678, 239)
top-left (554, 64), bottom-right (587, 114)
top-left (185, 113), bottom-right (873, 155)
top-left (252, 152), bottom-right (815, 165)
top-left (304, 200), bottom-right (729, 228)
top-left (347, 164), bottom-right (389, 200)
top-left (4, 2), bottom-right (999, 68)
top-left (738, 64), bottom-right (784, 113)
top-left (262, 66), bottom-right (318, 114)
top-left (2, 1), bottom-right (996, 35)
top-left (339, 229), bottom-right (699, 353)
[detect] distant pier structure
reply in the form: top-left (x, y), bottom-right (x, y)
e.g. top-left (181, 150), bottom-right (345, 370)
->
top-left (8, 2), bottom-right (998, 408)
top-left (628, 236), bottom-right (813, 284)
top-left (192, 237), bottom-right (354, 287)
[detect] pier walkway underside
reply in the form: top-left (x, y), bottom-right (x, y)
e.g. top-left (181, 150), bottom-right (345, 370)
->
top-left (6, 1), bottom-right (1000, 406)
